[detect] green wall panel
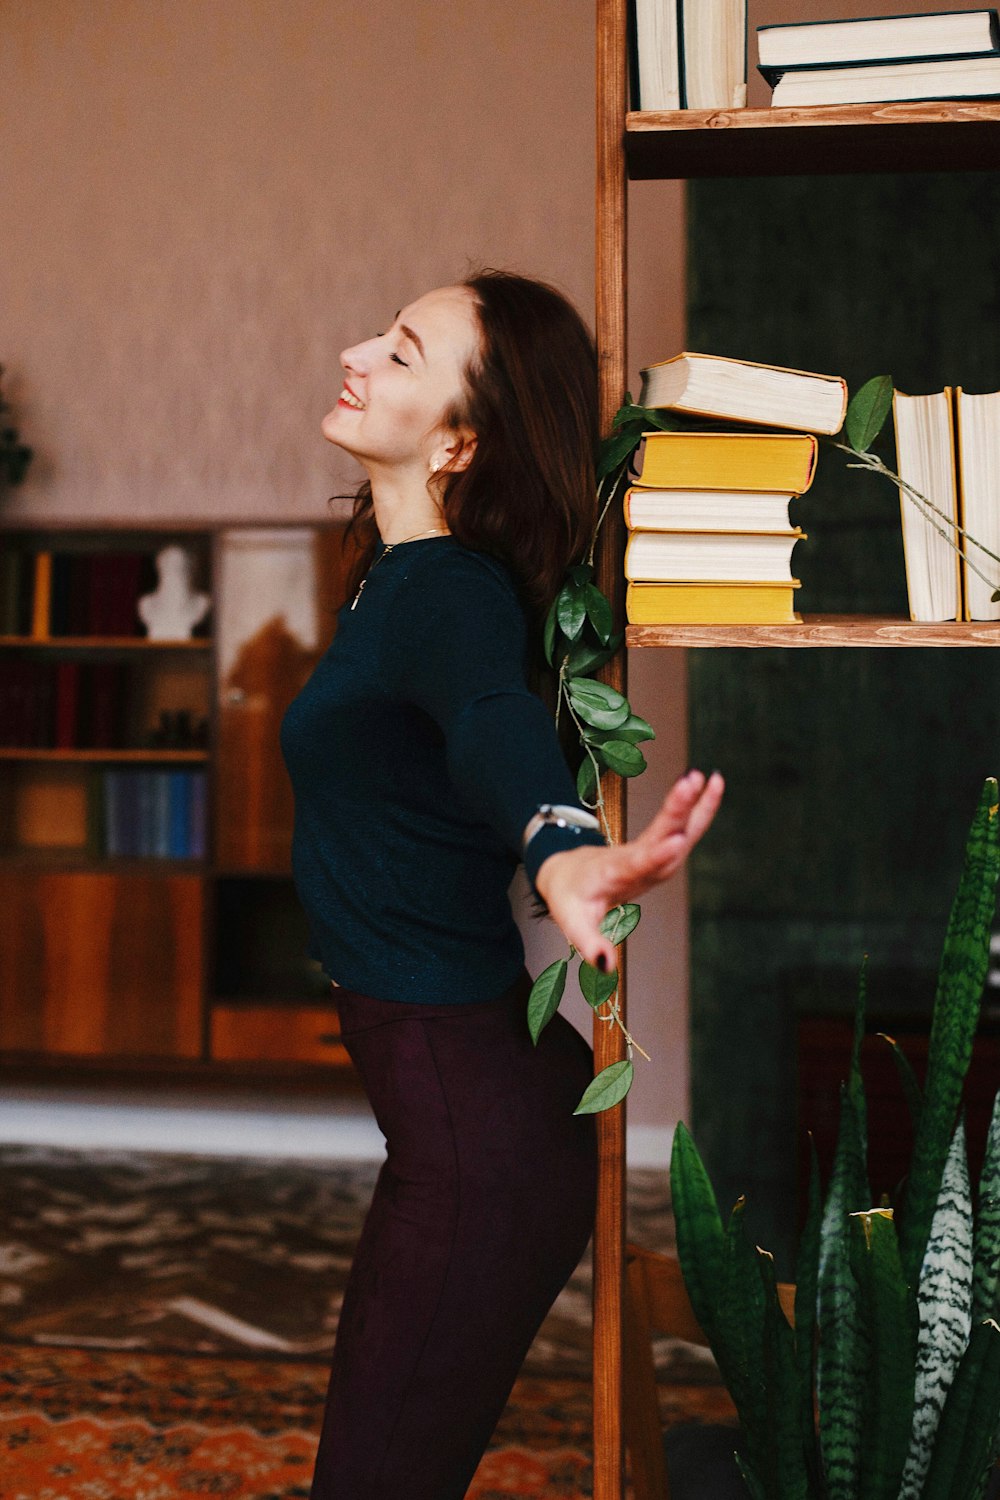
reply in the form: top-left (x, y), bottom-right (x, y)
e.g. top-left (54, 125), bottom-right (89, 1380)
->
top-left (685, 171), bottom-right (1000, 1270)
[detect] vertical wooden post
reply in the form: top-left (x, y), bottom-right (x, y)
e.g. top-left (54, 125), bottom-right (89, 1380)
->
top-left (593, 1), bottom-right (628, 1498)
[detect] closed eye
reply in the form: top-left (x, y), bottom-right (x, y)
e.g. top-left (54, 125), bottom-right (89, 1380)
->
top-left (391, 352), bottom-right (410, 367)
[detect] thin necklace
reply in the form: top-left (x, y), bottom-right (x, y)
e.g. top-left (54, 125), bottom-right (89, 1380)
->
top-left (350, 526), bottom-right (451, 610)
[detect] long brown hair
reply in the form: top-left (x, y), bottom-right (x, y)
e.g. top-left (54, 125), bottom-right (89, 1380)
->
top-left (342, 269), bottom-right (599, 628)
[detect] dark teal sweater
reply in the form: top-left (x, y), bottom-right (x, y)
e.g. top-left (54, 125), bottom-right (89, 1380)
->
top-left (279, 536), bottom-right (605, 1004)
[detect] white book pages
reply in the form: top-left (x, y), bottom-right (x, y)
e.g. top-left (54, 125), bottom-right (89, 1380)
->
top-left (956, 389), bottom-right (1000, 620)
top-left (893, 391), bottom-right (961, 622)
top-left (683, 0), bottom-right (747, 109)
top-left (635, 0), bottom-right (680, 109)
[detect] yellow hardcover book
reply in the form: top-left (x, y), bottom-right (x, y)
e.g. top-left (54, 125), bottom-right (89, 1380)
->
top-left (637, 431), bottom-right (818, 493)
top-left (892, 389), bottom-right (963, 623)
top-left (626, 581), bottom-right (802, 625)
top-left (954, 386), bottom-right (1000, 621)
top-left (638, 351), bottom-right (848, 435)
top-left (31, 551), bottom-right (52, 639)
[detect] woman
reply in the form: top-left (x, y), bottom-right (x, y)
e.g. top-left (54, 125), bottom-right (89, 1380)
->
top-left (280, 270), bottom-right (723, 1500)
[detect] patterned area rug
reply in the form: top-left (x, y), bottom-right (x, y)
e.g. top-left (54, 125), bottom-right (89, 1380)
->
top-left (1, 1344), bottom-right (672, 1499)
top-left (0, 1145), bottom-right (712, 1382)
top-left (0, 1145), bottom-right (728, 1499)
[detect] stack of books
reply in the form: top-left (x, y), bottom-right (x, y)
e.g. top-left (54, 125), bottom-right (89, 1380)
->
top-left (624, 353), bottom-right (848, 626)
top-left (634, 0), bottom-right (747, 110)
top-left (893, 385), bottom-right (1000, 621)
top-left (758, 9), bottom-right (1000, 108)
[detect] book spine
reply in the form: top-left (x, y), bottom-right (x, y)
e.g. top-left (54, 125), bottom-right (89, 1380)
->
top-left (189, 770), bottom-right (208, 860)
top-left (168, 771), bottom-right (192, 858)
top-left (31, 551), bottom-right (52, 639)
top-left (54, 662), bottom-right (81, 749)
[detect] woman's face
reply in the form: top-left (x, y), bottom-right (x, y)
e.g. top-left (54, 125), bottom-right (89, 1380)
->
top-left (322, 285), bottom-right (480, 472)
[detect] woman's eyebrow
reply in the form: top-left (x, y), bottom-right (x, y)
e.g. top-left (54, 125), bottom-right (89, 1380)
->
top-left (398, 323), bottom-right (426, 361)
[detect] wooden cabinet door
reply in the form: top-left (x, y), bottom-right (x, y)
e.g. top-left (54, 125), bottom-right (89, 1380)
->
top-left (213, 526), bottom-right (354, 872)
top-left (0, 871), bottom-right (203, 1058)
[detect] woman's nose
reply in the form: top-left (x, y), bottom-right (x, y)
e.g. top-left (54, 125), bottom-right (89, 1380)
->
top-left (340, 336), bottom-right (377, 374)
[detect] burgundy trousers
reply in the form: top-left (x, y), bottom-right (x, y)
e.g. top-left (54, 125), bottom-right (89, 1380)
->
top-left (309, 969), bottom-right (598, 1500)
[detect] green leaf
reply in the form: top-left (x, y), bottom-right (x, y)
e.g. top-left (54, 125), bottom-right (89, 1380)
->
top-left (900, 777), bottom-right (1000, 1289)
top-left (526, 958), bottom-right (567, 1045)
top-left (576, 756), bottom-right (598, 805)
top-left (573, 1058), bottom-right (633, 1114)
top-left (918, 1318), bottom-right (1000, 1500)
top-left (556, 582), bottom-right (587, 641)
top-left (901, 1117), bottom-right (975, 1500)
top-left (795, 1135), bottom-right (824, 1496)
top-left (972, 1089), bottom-right (1000, 1326)
top-left (848, 1209), bottom-right (916, 1500)
top-left (583, 583), bottom-right (614, 645)
top-left (670, 1121), bottom-right (725, 1345)
top-left (567, 678), bottom-right (630, 730)
top-left (579, 959), bottom-right (618, 1009)
top-left (845, 375), bottom-right (894, 453)
top-left (542, 596), bottom-right (560, 667)
top-left (609, 712), bottom-right (656, 745)
top-left (598, 738), bottom-right (647, 777)
top-left (597, 427), bottom-right (642, 481)
top-left (714, 1199), bottom-right (769, 1478)
top-left (564, 634), bottom-right (620, 679)
top-left (876, 1031), bottom-right (924, 1128)
top-left (817, 1083), bottom-right (869, 1500)
top-left (759, 1247), bottom-right (811, 1500)
top-left (600, 902), bottom-right (641, 944)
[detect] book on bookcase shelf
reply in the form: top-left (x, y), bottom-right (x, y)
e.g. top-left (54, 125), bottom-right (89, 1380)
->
top-left (0, 548), bottom-right (193, 640)
top-left (633, 0), bottom-right (680, 109)
top-left (756, 9), bottom-right (1000, 84)
top-left (96, 768), bottom-right (207, 860)
top-left (624, 528), bottom-right (804, 583)
top-left (893, 388), bottom-right (963, 622)
top-left (893, 385), bottom-right (1000, 622)
top-left (768, 51), bottom-right (1000, 107)
top-left (626, 581), bottom-right (802, 625)
top-left (624, 486), bottom-right (796, 531)
top-left (0, 660), bottom-right (135, 749)
top-left (639, 352), bottom-right (847, 435)
top-left (682, 0), bottom-right (747, 108)
top-left (636, 430), bottom-right (818, 493)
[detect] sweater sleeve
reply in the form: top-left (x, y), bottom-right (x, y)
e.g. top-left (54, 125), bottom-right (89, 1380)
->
top-left (380, 550), bottom-right (605, 890)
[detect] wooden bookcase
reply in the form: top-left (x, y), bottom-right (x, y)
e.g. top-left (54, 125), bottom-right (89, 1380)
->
top-left (0, 520), bottom-right (359, 1080)
top-left (592, 5), bottom-right (1000, 1494)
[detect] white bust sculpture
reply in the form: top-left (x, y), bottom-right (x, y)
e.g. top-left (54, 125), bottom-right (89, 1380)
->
top-left (138, 545), bottom-right (211, 641)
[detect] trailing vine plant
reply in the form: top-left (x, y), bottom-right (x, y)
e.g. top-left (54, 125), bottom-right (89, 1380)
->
top-left (534, 376), bottom-right (1000, 1118)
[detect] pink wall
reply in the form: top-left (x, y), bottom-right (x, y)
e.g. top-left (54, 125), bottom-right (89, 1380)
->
top-left (0, 0), bottom-right (688, 1134)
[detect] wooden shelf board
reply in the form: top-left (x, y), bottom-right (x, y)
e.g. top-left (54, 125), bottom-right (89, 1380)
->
top-left (0, 748), bottom-right (210, 762)
top-left (0, 635), bottom-right (210, 650)
top-left (626, 615), bottom-right (1000, 647)
top-left (626, 100), bottom-right (1000, 178)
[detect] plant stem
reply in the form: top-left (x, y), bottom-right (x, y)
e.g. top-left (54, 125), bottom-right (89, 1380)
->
top-left (829, 440), bottom-right (1000, 597)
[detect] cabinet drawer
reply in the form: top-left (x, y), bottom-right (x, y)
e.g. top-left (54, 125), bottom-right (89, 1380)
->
top-left (211, 1004), bottom-right (351, 1066)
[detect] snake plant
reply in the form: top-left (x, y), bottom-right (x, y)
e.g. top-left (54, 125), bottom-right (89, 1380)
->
top-left (671, 777), bottom-right (1000, 1500)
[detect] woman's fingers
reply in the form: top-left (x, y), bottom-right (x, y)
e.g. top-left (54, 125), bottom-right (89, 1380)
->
top-left (534, 770), bottom-right (725, 973)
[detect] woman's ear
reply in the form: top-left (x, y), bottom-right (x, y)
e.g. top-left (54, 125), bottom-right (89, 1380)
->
top-left (433, 428), bottom-right (477, 475)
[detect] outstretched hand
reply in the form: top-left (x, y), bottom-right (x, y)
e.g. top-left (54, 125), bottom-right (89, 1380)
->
top-left (533, 769), bottom-right (725, 973)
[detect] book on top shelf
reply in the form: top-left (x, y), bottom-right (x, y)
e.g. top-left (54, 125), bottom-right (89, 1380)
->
top-left (636, 430), bottom-right (818, 493)
top-left (892, 388), bottom-right (962, 622)
top-left (639, 352), bottom-right (848, 435)
top-left (769, 51), bottom-right (1000, 106)
top-left (624, 528), bottom-right (804, 584)
top-left (757, 10), bottom-right (1000, 84)
top-left (633, 0), bottom-right (680, 109)
top-left (955, 387), bottom-right (1000, 620)
top-left (626, 580), bottom-right (802, 625)
top-left (681, 0), bottom-right (748, 108)
top-left (624, 486), bottom-right (795, 532)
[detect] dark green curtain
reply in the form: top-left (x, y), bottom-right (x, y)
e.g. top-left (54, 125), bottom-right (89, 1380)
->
top-left (685, 171), bottom-right (1000, 1271)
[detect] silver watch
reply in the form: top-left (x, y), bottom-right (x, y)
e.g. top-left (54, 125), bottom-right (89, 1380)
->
top-left (522, 802), bottom-right (601, 856)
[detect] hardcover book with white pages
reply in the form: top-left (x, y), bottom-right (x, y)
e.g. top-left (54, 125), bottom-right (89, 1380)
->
top-left (954, 387), bottom-right (1000, 620)
top-left (757, 9), bottom-right (1000, 84)
top-left (634, 0), bottom-right (681, 109)
top-left (769, 51), bottom-right (1000, 106)
top-left (892, 389), bottom-right (962, 622)
top-left (624, 528), bottom-right (804, 583)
